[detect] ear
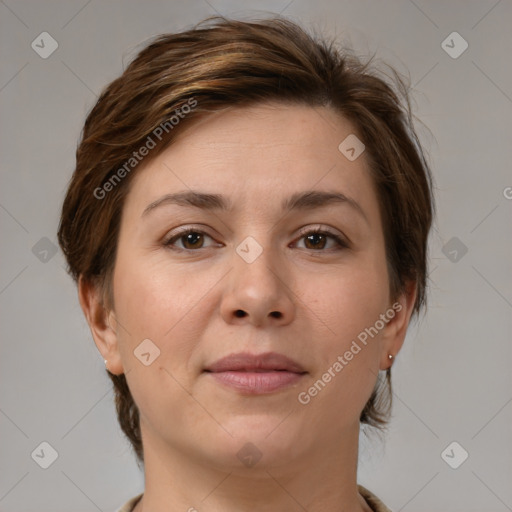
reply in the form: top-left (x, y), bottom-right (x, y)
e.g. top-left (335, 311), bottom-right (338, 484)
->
top-left (379, 281), bottom-right (417, 370)
top-left (78, 275), bottom-right (124, 375)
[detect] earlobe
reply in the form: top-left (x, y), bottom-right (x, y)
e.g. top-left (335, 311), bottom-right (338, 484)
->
top-left (78, 275), bottom-right (124, 375)
top-left (379, 282), bottom-right (417, 370)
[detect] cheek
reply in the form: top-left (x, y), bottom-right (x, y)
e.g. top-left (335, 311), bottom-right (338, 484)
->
top-left (111, 254), bottom-right (215, 438)
top-left (294, 277), bottom-right (388, 426)
top-left (111, 251), bottom-right (223, 367)
top-left (296, 251), bottom-right (390, 409)
top-left (304, 256), bottom-right (390, 345)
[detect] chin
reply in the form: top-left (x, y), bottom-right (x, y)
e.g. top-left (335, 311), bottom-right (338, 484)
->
top-left (206, 414), bottom-right (306, 466)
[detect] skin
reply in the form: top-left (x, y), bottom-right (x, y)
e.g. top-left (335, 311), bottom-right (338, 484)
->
top-left (79, 103), bottom-right (416, 512)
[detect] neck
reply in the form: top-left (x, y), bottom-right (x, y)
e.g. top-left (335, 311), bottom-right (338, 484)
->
top-left (133, 422), bottom-right (371, 512)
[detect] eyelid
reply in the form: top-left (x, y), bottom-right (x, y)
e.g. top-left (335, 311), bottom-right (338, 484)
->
top-left (163, 224), bottom-right (350, 251)
top-left (294, 224), bottom-right (350, 249)
top-left (163, 225), bottom-right (220, 249)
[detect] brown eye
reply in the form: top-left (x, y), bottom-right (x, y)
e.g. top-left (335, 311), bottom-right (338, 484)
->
top-left (295, 228), bottom-right (348, 251)
top-left (303, 232), bottom-right (328, 250)
top-left (180, 232), bottom-right (205, 249)
top-left (164, 229), bottom-right (215, 250)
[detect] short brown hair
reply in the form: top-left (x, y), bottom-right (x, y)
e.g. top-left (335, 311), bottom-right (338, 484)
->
top-left (58, 16), bottom-right (434, 464)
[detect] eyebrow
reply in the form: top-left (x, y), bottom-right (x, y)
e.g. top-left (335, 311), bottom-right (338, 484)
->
top-left (141, 190), bottom-right (368, 222)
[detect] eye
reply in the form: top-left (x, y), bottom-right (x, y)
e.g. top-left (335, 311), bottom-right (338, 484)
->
top-left (163, 226), bottom-right (349, 252)
top-left (294, 227), bottom-right (349, 251)
top-left (164, 228), bottom-right (218, 251)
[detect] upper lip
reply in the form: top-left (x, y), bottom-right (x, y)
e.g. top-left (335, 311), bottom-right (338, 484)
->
top-left (204, 352), bottom-right (306, 373)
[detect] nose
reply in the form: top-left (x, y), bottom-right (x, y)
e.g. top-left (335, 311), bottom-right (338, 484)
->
top-left (220, 239), bottom-right (296, 328)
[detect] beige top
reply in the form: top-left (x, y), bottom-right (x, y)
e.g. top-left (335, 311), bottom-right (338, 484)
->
top-left (117, 485), bottom-right (391, 512)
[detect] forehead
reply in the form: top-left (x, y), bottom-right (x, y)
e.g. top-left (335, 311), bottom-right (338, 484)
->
top-left (124, 102), bottom-right (377, 218)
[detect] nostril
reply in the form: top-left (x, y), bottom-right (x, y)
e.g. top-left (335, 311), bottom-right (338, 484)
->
top-left (233, 310), bottom-right (282, 319)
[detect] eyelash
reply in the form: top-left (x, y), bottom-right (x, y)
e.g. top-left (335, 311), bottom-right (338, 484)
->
top-left (163, 226), bottom-right (349, 252)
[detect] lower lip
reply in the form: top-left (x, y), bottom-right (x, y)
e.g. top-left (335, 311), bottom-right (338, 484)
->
top-left (206, 371), bottom-right (305, 394)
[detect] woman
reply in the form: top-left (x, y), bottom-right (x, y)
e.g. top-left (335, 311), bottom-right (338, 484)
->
top-left (58, 16), bottom-right (434, 512)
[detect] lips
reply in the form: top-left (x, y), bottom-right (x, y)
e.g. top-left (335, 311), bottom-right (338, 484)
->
top-left (204, 352), bottom-right (307, 394)
top-left (204, 352), bottom-right (306, 374)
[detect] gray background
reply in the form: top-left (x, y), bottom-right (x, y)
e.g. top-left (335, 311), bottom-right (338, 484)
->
top-left (1, 1), bottom-right (511, 511)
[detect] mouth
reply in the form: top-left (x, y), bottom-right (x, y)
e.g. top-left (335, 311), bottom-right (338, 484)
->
top-left (203, 352), bottom-right (307, 394)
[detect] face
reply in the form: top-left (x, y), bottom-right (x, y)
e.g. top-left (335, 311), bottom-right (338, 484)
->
top-left (85, 103), bottom-right (412, 471)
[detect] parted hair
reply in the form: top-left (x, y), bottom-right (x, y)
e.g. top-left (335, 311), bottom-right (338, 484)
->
top-left (58, 16), bottom-right (434, 464)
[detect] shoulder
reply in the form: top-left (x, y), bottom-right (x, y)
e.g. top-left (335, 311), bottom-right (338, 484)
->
top-left (358, 484), bottom-right (393, 512)
top-left (116, 493), bottom-right (143, 512)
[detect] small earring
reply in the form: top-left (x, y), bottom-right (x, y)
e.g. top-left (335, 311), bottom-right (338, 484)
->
top-left (104, 359), bottom-right (109, 371)
top-left (388, 354), bottom-right (394, 360)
